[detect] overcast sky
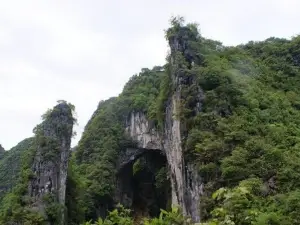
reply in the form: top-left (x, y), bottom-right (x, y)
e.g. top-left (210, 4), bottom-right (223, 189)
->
top-left (0, 0), bottom-right (299, 150)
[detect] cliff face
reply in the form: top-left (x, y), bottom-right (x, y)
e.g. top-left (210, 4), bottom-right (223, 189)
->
top-left (126, 111), bottom-right (201, 222)
top-left (124, 26), bottom-right (203, 222)
top-left (126, 112), bottom-right (162, 150)
top-left (0, 144), bottom-right (4, 160)
top-left (3, 17), bottom-right (300, 225)
top-left (165, 24), bottom-right (203, 222)
top-left (70, 18), bottom-right (300, 225)
top-left (29, 102), bottom-right (74, 224)
top-left (0, 144), bottom-right (4, 153)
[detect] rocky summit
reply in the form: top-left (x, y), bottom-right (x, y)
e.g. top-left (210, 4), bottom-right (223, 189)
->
top-left (1, 17), bottom-right (300, 225)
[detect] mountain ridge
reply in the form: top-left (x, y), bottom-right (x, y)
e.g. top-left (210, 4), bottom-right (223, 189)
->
top-left (1, 17), bottom-right (300, 224)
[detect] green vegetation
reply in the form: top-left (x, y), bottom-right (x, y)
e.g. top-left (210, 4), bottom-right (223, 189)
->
top-left (0, 137), bottom-right (34, 201)
top-left (2, 16), bottom-right (300, 224)
top-left (73, 16), bottom-right (300, 224)
top-left (168, 17), bottom-right (300, 224)
top-left (72, 67), bottom-right (168, 222)
top-left (0, 139), bottom-right (44, 224)
top-left (43, 193), bottom-right (65, 224)
top-left (73, 97), bottom-right (130, 221)
top-left (0, 101), bottom-right (76, 225)
top-left (81, 206), bottom-right (192, 225)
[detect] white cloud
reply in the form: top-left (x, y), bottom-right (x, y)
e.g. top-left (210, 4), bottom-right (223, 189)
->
top-left (0, 0), bottom-right (299, 149)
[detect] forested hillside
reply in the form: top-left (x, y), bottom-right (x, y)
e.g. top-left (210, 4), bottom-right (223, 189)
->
top-left (1, 17), bottom-right (300, 224)
top-left (0, 144), bottom-right (5, 160)
top-left (68, 17), bottom-right (300, 224)
top-left (0, 138), bottom-right (34, 200)
top-left (0, 101), bottom-right (76, 225)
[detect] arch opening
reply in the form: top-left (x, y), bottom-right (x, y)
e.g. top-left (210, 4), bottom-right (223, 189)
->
top-left (116, 149), bottom-right (171, 220)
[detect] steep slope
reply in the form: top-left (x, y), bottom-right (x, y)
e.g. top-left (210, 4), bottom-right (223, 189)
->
top-left (0, 144), bottom-right (4, 157)
top-left (0, 138), bottom-right (34, 200)
top-left (0, 101), bottom-right (76, 225)
top-left (70, 69), bottom-right (166, 222)
top-left (2, 17), bottom-right (300, 225)
top-left (71, 17), bottom-right (300, 224)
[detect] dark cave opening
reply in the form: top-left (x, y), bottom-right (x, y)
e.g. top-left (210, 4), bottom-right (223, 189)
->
top-left (117, 150), bottom-right (171, 219)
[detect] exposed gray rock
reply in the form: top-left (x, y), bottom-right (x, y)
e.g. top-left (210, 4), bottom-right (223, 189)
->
top-left (126, 109), bottom-right (202, 222)
top-left (0, 144), bottom-right (4, 160)
top-left (184, 163), bottom-right (202, 222)
top-left (166, 25), bottom-right (203, 222)
top-left (163, 91), bottom-right (186, 212)
top-left (117, 147), bottom-right (146, 170)
top-left (124, 26), bottom-right (204, 222)
top-left (0, 144), bottom-right (4, 153)
top-left (29, 102), bottom-right (74, 224)
top-left (125, 112), bottom-right (163, 150)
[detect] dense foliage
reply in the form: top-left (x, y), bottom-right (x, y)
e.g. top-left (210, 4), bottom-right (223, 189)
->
top-left (0, 101), bottom-right (76, 225)
top-left (0, 137), bottom-right (34, 201)
top-left (81, 206), bottom-right (192, 225)
top-left (74, 17), bottom-right (300, 224)
top-left (167, 18), bottom-right (300, 224)
top-left (0, 137), bottom-right (44, 224)
top-left (2, 16), bottom-right (300, 224)
top-left (69, 65), bottom-right (170, 223)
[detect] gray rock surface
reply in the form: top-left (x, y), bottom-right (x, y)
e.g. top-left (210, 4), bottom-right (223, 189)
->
top-left (29, 102), bottom-right (74, 224)
top-left (124, 27), bottom-right (203, 222)
top-left (0, 144), bottom-right (4, 153)
top-left (126, 109), bottom-right (202, 222)
top-left (125, 112), bottom-right (163, 150)
top-left (0, 144), bottom-right (5, 159)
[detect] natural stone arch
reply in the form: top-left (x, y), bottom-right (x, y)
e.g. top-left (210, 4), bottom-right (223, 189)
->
top-left (115, 148), bottom-right (170, 218)
top-left (125, 111), bottom-right (202, 222)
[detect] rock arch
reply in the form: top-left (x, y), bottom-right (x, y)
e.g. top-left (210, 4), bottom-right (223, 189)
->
top-left (115, 147), bottom-right (170, 218)
top-left (120, 111), bottom-right (202, 222)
